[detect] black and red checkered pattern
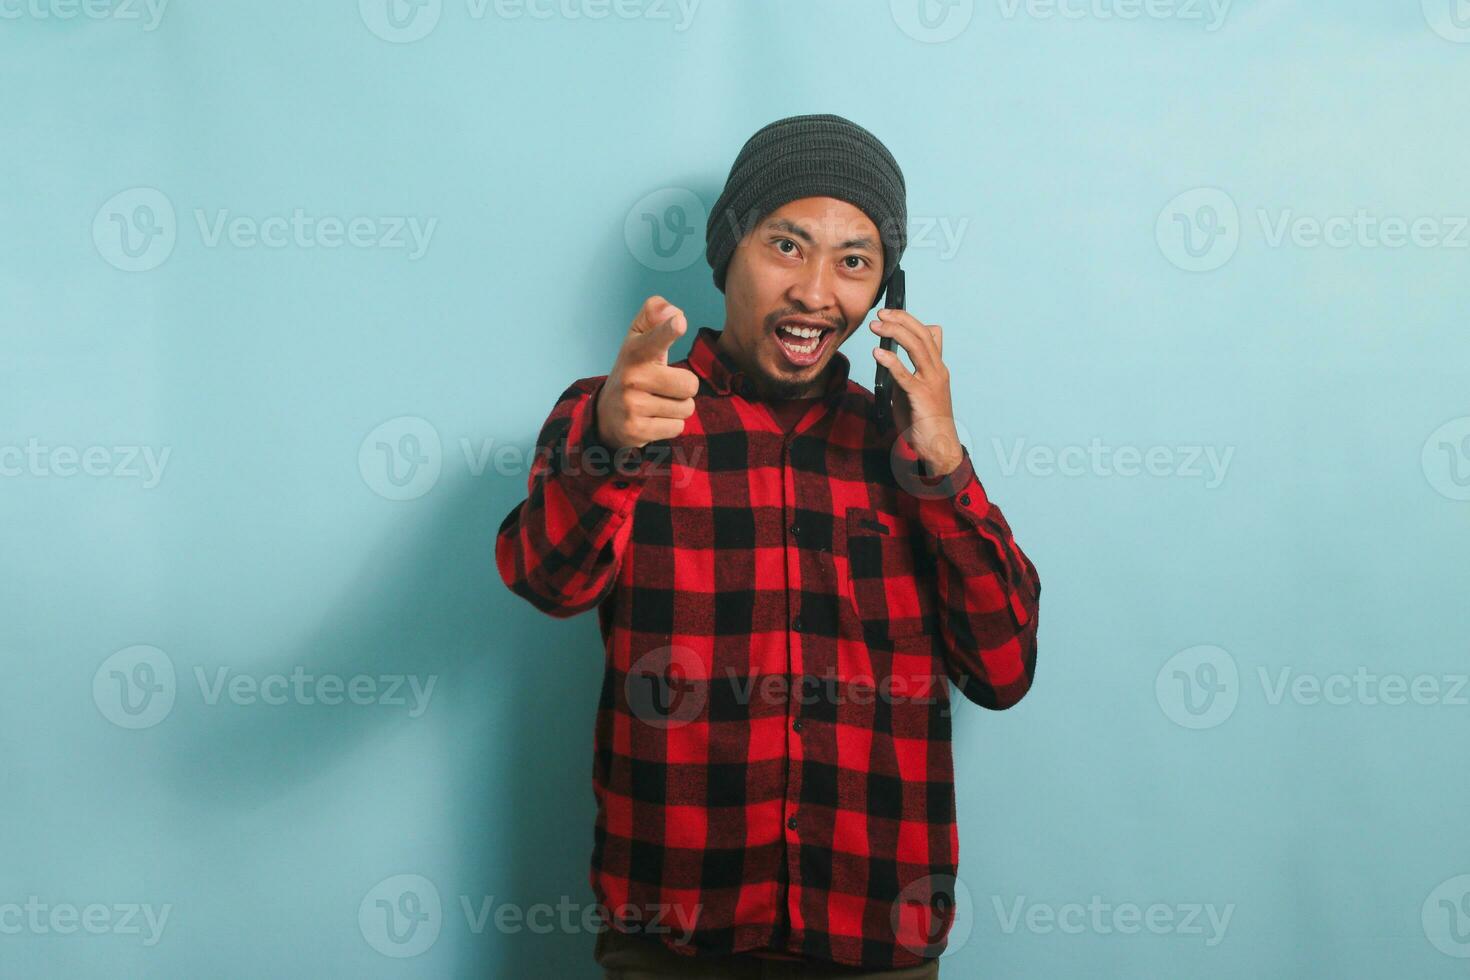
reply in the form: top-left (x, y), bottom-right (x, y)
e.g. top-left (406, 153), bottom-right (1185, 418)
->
top-left (496, 326), bottom-right (1040, 970)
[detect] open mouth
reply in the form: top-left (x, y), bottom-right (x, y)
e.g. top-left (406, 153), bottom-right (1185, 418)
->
top-left (774, 322), bottom-right (837, 367)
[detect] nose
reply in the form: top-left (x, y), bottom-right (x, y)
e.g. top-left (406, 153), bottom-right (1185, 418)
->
top-left (787, 258), bottom-right (836, 315)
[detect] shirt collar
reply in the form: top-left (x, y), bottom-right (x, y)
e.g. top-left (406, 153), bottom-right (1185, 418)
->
top-left (685, 326), bottom-right (852, 402)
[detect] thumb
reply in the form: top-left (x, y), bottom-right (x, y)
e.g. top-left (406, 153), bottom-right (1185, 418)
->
top-left (629, 295), bottom-right (686, 335)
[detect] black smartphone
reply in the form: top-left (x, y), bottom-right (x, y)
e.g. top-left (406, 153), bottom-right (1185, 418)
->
top-left (873, 267), bottom-right (905, 427)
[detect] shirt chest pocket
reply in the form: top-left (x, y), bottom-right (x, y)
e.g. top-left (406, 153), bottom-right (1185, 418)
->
top-left (840, 505), bottom-right (936, 640)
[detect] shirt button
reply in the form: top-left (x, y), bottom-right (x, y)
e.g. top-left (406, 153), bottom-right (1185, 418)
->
top-left (614, 480), bottom-right (630, 489)
top-left (789, 523), bottom-right (800, 538)
top-left (792, 718), bottom-right (803, 732)
top-left (787, 816), bottom-right (798, 830)
top-left (791, 614), bottom-right (803, 632)
top-left (959, 493), bottom-right (970, 506)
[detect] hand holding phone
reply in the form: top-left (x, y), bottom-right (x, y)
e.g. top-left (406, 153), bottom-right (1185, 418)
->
top-left (873, 267), bottom-right (905, 427)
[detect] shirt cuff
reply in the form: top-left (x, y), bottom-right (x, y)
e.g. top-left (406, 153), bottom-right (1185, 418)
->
top-left (905, 446), bottom-right (1030, 600)
top-left (901, 445), bottom-right (991, 534)
top-left (552, 380), bottom-right (657, 514)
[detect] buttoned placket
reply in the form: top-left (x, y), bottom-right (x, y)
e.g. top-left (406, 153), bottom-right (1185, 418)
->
top-left (704, 334), bottom-right (850, 919)
top-left (725, 369), bottom-right (823, 926)
top-left (782, 416), bottom-right (804, 848)
top-left (774, 387), bottom-right (842, 948)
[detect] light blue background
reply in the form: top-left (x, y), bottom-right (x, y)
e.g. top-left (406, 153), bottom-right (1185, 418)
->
top-left (4, 0), bottom-right (1469, 976)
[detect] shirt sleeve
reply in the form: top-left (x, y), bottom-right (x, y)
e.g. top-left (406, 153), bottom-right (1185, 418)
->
top-left (902, 444), bottom-right (1041, 710)
top-left (494, 377), bottom-right (657, 617)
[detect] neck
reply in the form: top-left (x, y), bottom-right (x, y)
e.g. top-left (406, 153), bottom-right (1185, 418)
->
top-left (716, 329), bottom-right (828, 400)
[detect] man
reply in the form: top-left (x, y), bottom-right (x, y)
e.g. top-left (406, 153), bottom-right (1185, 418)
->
top-left (496, 113), bottom-right (1041, 978)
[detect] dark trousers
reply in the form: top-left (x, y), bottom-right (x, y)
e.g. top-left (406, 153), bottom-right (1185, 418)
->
top-left (593, 926), bottom-right (941, 980)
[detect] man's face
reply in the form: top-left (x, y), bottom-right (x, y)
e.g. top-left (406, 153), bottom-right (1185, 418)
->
top-left (719, 197), bottom-right (884, 400)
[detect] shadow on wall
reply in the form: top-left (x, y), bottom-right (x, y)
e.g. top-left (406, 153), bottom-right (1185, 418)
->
top-left (157, 461), bottom-right (599, 975)
top-left (601, 174), bottom-right (732, 358)
top-left (156, 218), bottom-right (729, 977)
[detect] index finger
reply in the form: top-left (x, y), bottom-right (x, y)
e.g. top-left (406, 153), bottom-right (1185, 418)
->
top-left (875, 309), bottom-right (940, 373)
top-left (625, 310), bottom-right (687, 366)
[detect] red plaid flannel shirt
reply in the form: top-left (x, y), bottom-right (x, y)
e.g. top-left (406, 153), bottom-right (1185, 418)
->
top-left (495, 326), bottom-right (1041, 970)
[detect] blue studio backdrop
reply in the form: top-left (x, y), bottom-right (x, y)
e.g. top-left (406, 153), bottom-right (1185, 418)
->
top-left (3, 1), bottom-right (1468, 977)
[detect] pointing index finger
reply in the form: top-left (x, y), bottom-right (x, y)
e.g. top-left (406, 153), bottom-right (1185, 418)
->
top-left (627, 312), bottom-right (687, 365)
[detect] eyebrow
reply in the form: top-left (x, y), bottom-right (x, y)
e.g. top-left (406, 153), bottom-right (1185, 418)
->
top-left (765, 218), bottom-right (878, 252)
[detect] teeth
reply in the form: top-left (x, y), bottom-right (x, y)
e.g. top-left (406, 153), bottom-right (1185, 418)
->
top-left (779, 333), bottom-right (819, 354)
top-left (780, 324), bottom-right (823, 339)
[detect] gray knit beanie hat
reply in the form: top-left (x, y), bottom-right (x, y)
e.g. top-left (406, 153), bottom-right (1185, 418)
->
top-left (705, 113), bottom-right (907, 298)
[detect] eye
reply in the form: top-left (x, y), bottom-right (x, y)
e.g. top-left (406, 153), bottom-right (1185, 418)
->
top-left (774, 237), bottom-right (799, 256)
top-left (843, 255), bottom-right (870, 270)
